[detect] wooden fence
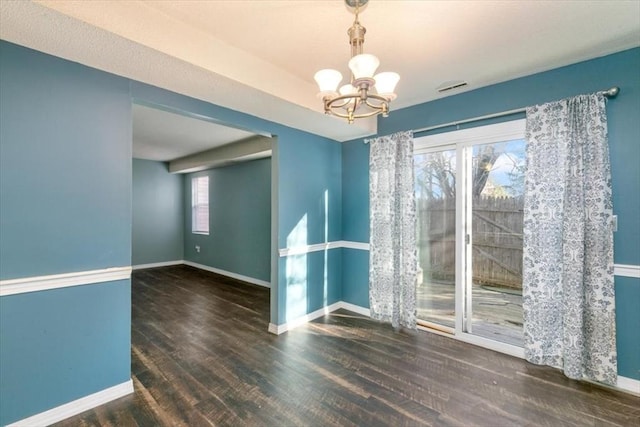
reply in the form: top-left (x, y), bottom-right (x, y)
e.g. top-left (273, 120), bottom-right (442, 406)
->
top-left (417, 196), bottom-right (524, 289)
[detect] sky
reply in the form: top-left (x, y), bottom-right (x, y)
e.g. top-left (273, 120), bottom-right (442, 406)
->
top-left (415, 138), bottom-right (526, 198)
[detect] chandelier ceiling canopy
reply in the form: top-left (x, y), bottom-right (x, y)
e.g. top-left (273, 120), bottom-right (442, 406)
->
top-left (314, 0), bottom-right (399, 124)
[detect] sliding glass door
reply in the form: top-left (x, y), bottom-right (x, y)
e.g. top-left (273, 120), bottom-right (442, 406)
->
top-left (468, 139), bottom-right (525, 346)
top-left (414, 120), bottom-right (526, 351)
top-left (415, 148), bottom-right (457, 330)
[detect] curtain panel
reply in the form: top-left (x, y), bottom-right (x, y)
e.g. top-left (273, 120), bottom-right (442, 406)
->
top-left (523, 94), bottom-right (616, 385)
top-left (368, 131), bottom-right (417, 329)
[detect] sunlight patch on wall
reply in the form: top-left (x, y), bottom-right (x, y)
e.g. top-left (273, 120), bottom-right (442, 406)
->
top-left (323, 190), bottom-right (329, 308)
top-left (286, 214), bottom-right (308, 321)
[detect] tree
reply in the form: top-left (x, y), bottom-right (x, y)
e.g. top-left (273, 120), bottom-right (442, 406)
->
top-left (415, 146), bottom-right (501, 200)
top-left (471, 145), bottom-right (501, 198)
top-left (415, 151), bottom-right (455, 200)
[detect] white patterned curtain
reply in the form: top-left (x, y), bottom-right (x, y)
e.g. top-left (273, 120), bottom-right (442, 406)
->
top-left (523, 94), bottom-right (616, 385)
top-left (368, 131), bottom-right (417, 329)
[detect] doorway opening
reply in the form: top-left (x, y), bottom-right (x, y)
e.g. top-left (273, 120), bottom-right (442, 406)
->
top-left (131, 100), bottom-right (275, 325)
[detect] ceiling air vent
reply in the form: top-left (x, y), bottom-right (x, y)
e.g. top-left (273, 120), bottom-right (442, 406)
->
top-left (437, 81), bottom-right (469, 93)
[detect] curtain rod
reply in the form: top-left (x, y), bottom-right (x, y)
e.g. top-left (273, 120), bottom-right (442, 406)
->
top-left (409, 86), bottom-right (620, 137)
top-left (364, 86), bottom-right (619, 143)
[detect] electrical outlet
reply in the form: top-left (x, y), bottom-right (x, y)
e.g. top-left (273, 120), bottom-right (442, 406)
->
top-left (195, 245), bottom-right (201, 253)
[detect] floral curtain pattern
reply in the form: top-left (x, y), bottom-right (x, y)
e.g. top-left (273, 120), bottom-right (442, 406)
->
top-left (368, 131), bottom-right (417, 329)
top-left (523, 94), bottom-right (616, 385)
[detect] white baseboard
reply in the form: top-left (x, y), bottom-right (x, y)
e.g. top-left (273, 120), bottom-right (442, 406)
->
top-left (132, 260), bottom-right (184, 270)
top-left (616, 375), bottom-right (640, 396)
top-left (183, 261), bottom-right (270, 288)
top-left (268, 301), bottom-right (369, 335)
top-left (268, 301), bottom-right (344, 335)
top-left (0, 267), bottom-right (132, 297)
top-left (268, 322), bottom-right (287, 335)
top-left (7, 379), bottom-right (134, 427)
top-left (336, 301), bottom-right (371, 316)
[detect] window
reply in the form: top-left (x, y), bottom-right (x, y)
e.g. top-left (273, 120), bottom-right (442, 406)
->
top-left (192, 176), bottom-right (209, 235)
top-left (414, 119), bottom-right (526, 354)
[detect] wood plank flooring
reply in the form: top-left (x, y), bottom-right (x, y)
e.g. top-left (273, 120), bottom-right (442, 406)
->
top-left (54, 265), bottom-right (639, 426)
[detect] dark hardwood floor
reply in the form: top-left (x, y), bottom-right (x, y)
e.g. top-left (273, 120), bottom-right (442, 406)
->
top-left (55, 265), bottom-right (639, 426)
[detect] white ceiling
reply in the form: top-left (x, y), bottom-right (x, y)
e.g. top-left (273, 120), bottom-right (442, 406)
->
top-left (132, 104), bottom-right (258, 162)
top-left (1, 0), bottom-right (639, 147)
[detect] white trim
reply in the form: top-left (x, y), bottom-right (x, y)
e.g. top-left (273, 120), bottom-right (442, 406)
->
top-left (614, 264), bottom-right (640, 278)
top-left (278, 241), bottom-right (342, 257)
top-left (332, 259), bottom-right (639, 278)
top-left (183, 261), bottom-right (270, 288)
top-left (457, 332), bottom-right (525, 359)
top-left (268, 301), bottom-right (369, 335)
top-left (132, 260), bottom-right (184, 270)
top-left (278, 240), bottom-right (369, 257)
top-left (414, 118), bottom-right (526, 151)
top-left (0, 267), bottom-right (132, 297)
top-left (339, 240), bottom-right (370, 251)
top-left (268, 322), bottom-right (287, 335)
top-left (7, 379), bottom-right (134, 427)
top-left (417, 323), bottom-right (456, 338)
top-left (279, 244), bottom-right (640, 280)
top-left (337, 301), bottom-right (371, 316)
top-left (616, 376), bottom-right (640, 396)
top-left (267, 301), bottom-right (343, 335)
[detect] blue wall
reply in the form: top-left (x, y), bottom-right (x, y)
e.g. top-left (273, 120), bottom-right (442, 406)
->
top-left (341, 47), bottom-right (640, 380)
top-left (0, 41), bottom-right (132, 424)
top-left (615, 276), bottom-right (640, 381)
top-left (0, 281), bottom-right (131, 425)
top-left (184, 159), bottom-right (271, 282)
top-left (342, 139), bottom-right (370, 307)
top-left (277, 135), bottom-right (343, 321)
top-left (0, 45), bottom-right (132, 279)
top-left (132, 159), bottom-right (184, 266)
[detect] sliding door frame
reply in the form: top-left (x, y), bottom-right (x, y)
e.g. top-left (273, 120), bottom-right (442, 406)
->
top-left (415, 119), bottom-right (526, 359)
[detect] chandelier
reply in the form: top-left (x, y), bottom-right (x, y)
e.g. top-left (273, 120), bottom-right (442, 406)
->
top-left (314, 0), bottom-right (399, 124)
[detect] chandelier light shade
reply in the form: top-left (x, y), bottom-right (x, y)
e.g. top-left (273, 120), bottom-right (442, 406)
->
top-left (374, 72), bottom-right (400, 100)
top-left (314, 0), bottom-right (399, 123)
top-left (348, 54), bottom-right (380, 80)
top-left (314, 69), bottom-right (343, 95)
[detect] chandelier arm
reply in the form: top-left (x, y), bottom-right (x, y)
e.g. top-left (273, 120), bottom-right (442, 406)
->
top-left (324, 93), bottom-right (360, 108)
top-left (324, 92), bottom-right (390, 120)
top-left (327, 98), bottom-right (352, 109)
top-left (363, 94), bottom-right (391, 109)
top-left (353, 111), bottom-right (380, 119)
top-left (325, 96), bottom-right (378, 119)
top-left (326, 108), bottom-right (382, 120)
top-left (351, 109), bottom-right (385, 119)
top-left (324, 109), bottom-right (353, 120)
top-left (324, 87), bottom-right (381, 109)
top-left (353, 96), bottom-right (361, 111)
